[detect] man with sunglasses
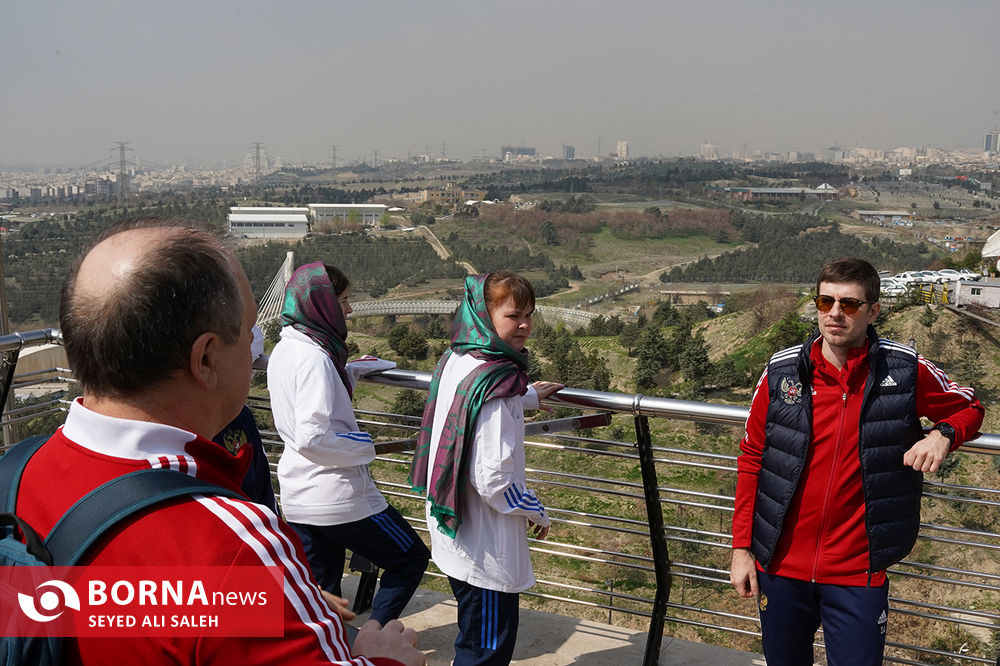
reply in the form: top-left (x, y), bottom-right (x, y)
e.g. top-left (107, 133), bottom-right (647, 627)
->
top-left (730, 257), bottom-right (984, 666)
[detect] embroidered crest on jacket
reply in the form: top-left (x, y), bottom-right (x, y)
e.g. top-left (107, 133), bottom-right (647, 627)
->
top-left (779, 377), bottom-right (803, 404)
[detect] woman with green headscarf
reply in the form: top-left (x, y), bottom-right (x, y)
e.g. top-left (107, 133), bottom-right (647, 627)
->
top-left (409, 271), bottom-right (562, 666)
top-left (269, 261), bottom-right (429, 627)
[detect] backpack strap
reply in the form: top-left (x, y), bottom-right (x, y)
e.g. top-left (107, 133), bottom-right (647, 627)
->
top-left (44, 469), bottom-right (245, 566)
top-left (0, 513), bottom-right (51, 565)
top-left (0, 435), bottom-right (52, 514)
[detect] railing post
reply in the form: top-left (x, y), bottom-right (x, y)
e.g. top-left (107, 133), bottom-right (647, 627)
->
top-left (635, 413), bottom-right (670, 666)
top-left (0, 233), bottom-right (18, 447)
top-left (0, 348), bottom-right (20, 447)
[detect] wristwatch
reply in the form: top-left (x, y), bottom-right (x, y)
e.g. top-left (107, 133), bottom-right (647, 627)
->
top-left (932, 422), bottom-right (956, 446)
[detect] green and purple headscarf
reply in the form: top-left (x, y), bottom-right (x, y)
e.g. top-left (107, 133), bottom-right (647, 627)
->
top-left (409, 274), bottom-right (529, 538)
top-left (280, 261), bottom-right (353, 396)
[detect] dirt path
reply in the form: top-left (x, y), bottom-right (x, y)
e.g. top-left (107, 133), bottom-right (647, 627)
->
top-left (635, 245), bottom-right (750, 284)
top-left (415, 225), bottom-right (476, 274)
top-left (561, 280), bottom-right (581, 295)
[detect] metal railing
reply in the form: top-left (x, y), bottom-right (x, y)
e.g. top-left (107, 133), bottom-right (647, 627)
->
top-left (357, 369), bottom-right (1000, 666)
top-left (3, 330), bottom-right (1000, 665)
top-left (348, 300), bottom-right (600, 326)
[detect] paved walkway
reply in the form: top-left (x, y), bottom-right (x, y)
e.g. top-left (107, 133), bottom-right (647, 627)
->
top-left (341, 576), bottom-right (766, 665)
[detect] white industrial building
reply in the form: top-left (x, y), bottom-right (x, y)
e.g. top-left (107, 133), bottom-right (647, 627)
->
top-left (227, 203), bottom-right (390, 239)
top-left (228, 207), bottom-right (310, 239)
top-left (231, 207), bottom-right (310, 216)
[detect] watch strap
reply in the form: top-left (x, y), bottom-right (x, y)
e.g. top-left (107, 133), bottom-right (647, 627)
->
top-left (932, 422), bottom-right (955, 445)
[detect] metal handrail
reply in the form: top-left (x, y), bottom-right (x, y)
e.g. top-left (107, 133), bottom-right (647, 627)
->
top-left (365, 367), bottom-right (1000, 452)
top-left (0, 329), bottom-right (63, 352)
top-left (359, 367), bottom-right (1000, 666)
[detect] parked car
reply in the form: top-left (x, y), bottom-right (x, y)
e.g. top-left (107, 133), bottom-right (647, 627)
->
top-left (957, 268), bottom-right (982, 281)
top-left (880, 279), bottom-right (908, 297)
top-left (893, 271), bottom-right (934, 285)
top-left (933, 269), bottom-right (961, 283)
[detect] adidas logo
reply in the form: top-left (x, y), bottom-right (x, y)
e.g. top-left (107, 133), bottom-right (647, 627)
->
top-left (878, 610), bottom-right (887, 624)
top-left (880, 375), bottom-right (897, 387)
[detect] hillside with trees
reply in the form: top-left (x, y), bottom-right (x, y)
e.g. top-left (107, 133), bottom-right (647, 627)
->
top-left (3, 198), bottom-right (234, 325)
top-left (239, 235), bottom-right (465, 299)
top-left (473, 199), bottom-right (735, 249)
top-left (2, 201), bottom-right (468, 325)
top-left (662, 214), bottom-right (932, 283)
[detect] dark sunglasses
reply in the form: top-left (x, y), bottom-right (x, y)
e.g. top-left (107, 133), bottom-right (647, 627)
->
top-left (813, 295), bottom-right (874, 315)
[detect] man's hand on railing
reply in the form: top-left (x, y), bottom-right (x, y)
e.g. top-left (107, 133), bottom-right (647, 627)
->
top-left (903, 429), bottom-right (952, 473)
top-left (729, 547), bottom-right (759, 599)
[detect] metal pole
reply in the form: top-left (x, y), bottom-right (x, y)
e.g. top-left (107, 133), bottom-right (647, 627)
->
top-left (0, 232), bottom-right (17, 446)
top-left (635, 413), bottom-right (670, 666)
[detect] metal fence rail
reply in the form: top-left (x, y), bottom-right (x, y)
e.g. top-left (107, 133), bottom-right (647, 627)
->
top-left (3, 332), bottom-right (1000, 665)
top-left (351, 368), bottom-right (1000, 665)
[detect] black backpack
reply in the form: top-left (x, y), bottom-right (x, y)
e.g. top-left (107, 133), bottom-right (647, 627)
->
top-left (0, 435), bottom-right (243, 665)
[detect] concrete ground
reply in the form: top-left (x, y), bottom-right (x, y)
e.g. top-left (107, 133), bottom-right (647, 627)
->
top-left (340, 575), bottom-right (766, 666)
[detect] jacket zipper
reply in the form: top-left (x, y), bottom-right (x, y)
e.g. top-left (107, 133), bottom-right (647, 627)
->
top-left (812, 388), bottom-right (848, 582)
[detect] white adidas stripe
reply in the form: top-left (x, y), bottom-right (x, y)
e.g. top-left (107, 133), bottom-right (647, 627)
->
top-left (769, 345), bottom-right (802, 364)
top-left (879, 339), bottom-right (917, 357)
top-left (920, 357), bottom-right (975, 401)
top-left (197, 496), bottom-right (354, 663)
top-left (148, 454), bottom-right (198, 477)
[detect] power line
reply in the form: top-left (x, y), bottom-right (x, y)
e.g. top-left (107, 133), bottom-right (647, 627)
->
top-left (250, 142), bottom-right (266, 194)
top-left (112, 142), bottom-right (135, 200)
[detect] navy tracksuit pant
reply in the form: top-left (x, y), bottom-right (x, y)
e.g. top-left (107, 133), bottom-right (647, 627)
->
top-left (757, 571), bottom-right (889, 666)
top-left (289, 505), bottom-right (430, 625)
top-left (449, 577), bottom-right (520, 666)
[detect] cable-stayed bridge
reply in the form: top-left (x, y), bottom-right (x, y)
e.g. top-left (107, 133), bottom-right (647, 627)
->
top-left (255, 252), bottom-right (599, 328)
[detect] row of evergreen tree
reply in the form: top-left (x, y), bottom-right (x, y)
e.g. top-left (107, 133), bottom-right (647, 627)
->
top-left (662, 215), bottom-right (932, 284)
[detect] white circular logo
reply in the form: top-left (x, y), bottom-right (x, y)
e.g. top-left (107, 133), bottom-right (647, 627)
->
top-left (17, 579), bottom-right (81, 622)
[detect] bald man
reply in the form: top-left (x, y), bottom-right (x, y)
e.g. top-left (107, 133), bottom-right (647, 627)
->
top-left (14, 218), bottom-right (424, 666)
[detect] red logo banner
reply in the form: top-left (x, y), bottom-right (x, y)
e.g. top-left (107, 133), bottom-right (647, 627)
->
top-left (0, 566), bottom-right (283, 637)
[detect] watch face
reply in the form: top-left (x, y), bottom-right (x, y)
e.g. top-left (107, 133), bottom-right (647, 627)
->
top-left (935, 424), bottom-right (955, 440)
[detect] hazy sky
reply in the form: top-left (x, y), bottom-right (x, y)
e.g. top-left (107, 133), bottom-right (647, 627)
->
top-left (3, 0), bottom-right (999, 168)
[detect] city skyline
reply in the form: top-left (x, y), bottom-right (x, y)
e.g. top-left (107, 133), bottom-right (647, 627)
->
top-left (2, 0), bottom-right (999, 169)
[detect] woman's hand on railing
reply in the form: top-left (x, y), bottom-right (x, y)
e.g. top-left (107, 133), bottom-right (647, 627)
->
top-left (320, 589), bottom-right (356, 621)
top-left (530, 381), bottom-right (564, 413)
top-left (528, 520), bottom-right (549, 540)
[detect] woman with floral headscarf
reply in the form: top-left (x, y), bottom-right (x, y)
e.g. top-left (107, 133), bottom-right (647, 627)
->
top-left (268, 261), bottom-right (429, 626)
top-left (410, 271), bottom-right (562, 665)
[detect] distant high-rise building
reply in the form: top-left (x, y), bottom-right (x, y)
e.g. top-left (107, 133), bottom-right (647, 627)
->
top-left (700, 141), bottom-right (718, 161)
top-left (985, 127), bottom-right (1000, 153)
top-left (500, 145), bottom-right (536, 162)
top-left (563, 144), bottom-right (575, 160)
top-left (616, 140), bottom-right (628, 160)
top-left (825, 146), bottom-right (850, 164)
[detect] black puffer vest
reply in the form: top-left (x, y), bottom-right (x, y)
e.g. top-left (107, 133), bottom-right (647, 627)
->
top-left (751, 327), bottom-right (925, 574)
